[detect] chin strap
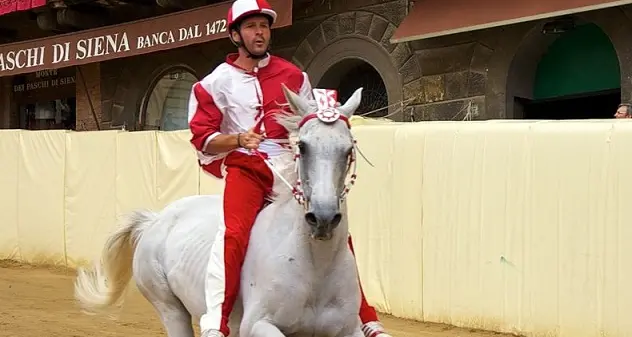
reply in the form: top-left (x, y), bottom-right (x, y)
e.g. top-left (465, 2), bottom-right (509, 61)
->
top-left (229, 30), bottom-right (269, 60)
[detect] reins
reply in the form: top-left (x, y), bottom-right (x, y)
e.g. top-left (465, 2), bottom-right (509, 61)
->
top-left (247, 93), bottom-right (362, 208)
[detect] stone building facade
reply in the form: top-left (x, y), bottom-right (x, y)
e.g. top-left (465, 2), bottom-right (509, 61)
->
top-left (2, 1), bottom-right (632, 131)
top-left (94, 0), bottom-right (414, 131)
top-left (0, 0), bottom-right (416, 131)
top-left (396, 3), bottom-right (632, 122)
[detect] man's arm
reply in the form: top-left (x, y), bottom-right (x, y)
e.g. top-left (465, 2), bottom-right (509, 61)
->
top-left (188, 82), bottom-right (240, 155)
top-left (204, 134), bottom-right (241, 155)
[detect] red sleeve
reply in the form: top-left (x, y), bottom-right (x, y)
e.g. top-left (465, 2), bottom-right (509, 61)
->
top-left (188, 82), bottom-right (223, 152)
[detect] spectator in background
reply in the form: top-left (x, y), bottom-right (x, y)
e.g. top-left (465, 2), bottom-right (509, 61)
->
top-left (615, 103), bottom-right (632, 118)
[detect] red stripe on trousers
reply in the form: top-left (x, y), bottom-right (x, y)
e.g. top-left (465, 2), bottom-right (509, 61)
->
top-left (347, 235), bottom-right (380, 324)
top-left (219, 151), bottom-right (274, 336)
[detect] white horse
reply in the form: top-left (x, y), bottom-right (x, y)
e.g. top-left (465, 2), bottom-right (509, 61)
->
top-left (74, 84), bottom-right (367, 337)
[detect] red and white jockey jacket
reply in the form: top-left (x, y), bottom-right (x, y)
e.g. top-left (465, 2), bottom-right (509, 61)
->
top-left (187, 53), bottom-right (313, 179)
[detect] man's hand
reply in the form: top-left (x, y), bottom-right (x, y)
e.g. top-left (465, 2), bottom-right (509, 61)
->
top-left (238, 128), bottom-right (264, 150)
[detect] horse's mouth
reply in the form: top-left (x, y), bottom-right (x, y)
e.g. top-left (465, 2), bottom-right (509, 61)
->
top-left (310, 230), bottom-right (334, 241)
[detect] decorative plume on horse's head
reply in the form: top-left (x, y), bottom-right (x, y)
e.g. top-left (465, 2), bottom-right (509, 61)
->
top-left (276, 83), bottom-right (363, 133)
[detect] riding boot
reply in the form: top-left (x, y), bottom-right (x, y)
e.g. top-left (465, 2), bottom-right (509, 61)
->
top-left (361, 321), bottom-right (393, 337)
top-left (201, 329), bottom-right (225, 337)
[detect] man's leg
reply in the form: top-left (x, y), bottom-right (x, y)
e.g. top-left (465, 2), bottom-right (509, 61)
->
top-left (347, 235), bottom-right (392, 337)
top-left (200, 154), bottom-right (273, 337)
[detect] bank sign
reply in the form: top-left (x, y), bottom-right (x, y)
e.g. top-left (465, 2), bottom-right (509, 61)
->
top-left (0, 0), bottom-right (291, 77)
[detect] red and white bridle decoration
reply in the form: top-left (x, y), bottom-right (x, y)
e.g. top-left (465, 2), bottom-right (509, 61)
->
top-left (290, 88), bottom-right (358, 206)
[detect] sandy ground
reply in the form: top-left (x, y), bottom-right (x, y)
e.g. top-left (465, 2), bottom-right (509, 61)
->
top-left (0, 260), bottom-right (513, 337)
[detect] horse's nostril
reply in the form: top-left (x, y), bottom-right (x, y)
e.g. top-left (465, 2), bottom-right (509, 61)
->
top-left (331, 213), bottom-right (342, 227)
top-left (305, 212), bottom-right (318, 226)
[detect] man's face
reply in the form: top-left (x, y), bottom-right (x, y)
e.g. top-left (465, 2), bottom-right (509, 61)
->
top-left (232, 15), bottom-right (271, 55)
top-left (615, 105), bottom-right (630, 118)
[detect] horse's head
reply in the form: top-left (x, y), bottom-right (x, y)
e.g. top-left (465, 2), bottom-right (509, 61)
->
top-left (278, 84), bottom-right (362, 241)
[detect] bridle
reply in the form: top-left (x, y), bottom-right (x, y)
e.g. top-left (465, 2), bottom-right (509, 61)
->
top-left (249, 90), bottom-right (359, 209)
top-left (290, 108), bottom-right (358, 207)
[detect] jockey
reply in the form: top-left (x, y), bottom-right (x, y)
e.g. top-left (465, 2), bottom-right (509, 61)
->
top-left (187, 1), bottom-right (393, 337)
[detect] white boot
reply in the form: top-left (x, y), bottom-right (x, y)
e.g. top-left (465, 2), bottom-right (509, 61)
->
top-left (361, 321), bottom-right (392, 337)
top-left (201, 329), bottom-right (225, 337)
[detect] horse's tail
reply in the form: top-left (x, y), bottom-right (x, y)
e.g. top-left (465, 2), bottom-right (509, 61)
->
top-left (74, 209), bottom-right (156, 316)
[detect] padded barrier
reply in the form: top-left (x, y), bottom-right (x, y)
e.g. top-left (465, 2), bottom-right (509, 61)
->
top-left (2, 119), bottom-right (632, 337)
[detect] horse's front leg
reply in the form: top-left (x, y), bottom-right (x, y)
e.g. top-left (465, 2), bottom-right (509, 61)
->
top-left (338, 325), bottom-right (364, 337)
top-left (244, 320), bottom-right (286, 337)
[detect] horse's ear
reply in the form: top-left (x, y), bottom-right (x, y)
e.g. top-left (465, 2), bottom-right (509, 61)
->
top-left (282, 83), bottom-right (311, 117)
top-left (337, 87), bottom-right (363, 118)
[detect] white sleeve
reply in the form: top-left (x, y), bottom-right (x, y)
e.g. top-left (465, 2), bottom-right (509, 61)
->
top-left (298, 72), bottom-right (313, 101)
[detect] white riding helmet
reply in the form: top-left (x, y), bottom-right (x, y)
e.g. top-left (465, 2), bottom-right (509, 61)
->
top-left (227, 0), bottom-right (278, 31)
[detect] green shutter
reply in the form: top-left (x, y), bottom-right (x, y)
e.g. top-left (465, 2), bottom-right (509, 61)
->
top-left (533, 23), bottom-right (620, 100)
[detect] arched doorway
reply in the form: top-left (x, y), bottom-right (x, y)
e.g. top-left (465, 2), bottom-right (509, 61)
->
top-left (140, 66), bottom-right (199, 131)
top-left (519, 22), bottom-right (620, 119)
top-left (317, 58), bottom-right (389, 118)
top-left (299, 34), bottom-right (405, 121)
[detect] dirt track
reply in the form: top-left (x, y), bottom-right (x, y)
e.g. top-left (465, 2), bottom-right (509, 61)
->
top-left (0, 261), bottom-right (511, 337)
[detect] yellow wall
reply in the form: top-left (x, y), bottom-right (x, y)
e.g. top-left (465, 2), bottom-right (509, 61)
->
top-left (2, 119), bottom-right (632, 337)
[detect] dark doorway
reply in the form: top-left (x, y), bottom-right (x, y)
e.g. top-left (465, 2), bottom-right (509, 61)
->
top-left (18, 97), bottom-right (76, 130)
top-left (317, 59), bottom-right (388, 117)
top-left (517, 89), bottom-right (620, 120)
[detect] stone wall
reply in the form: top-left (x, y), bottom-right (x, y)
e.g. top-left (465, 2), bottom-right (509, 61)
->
top-left (96, 0), bottom-right (415, 130)
top-left (405, 5), bottom-right (632, 121)
top-left (285, 0), bottom-right (416, 121)
top-left (76, 3), bottom-right (632, 128)
top-left (75, 63), bottom-right (102, 131)
top-left (406, 35), bottom-right (493, 121)
top-left (98, 39), bottom-right (233, 130)
top-left (7, 3), bottom-right (632, 130)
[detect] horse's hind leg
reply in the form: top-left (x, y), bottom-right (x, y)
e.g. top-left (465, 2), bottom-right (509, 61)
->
top-left (152, 301), bottom-right (194, 337)
top-left (136, 275), bottom-right (194, 337)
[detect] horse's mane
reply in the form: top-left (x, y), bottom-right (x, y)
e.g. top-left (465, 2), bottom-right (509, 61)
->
top-left (265, 99), bottom-right (322, 204)
top-left (257, 111), bottom-right (302, 205)
top-left (274, 99), bottom-right (318, 133)
top-left (274, 111), bottom-right (302, 135)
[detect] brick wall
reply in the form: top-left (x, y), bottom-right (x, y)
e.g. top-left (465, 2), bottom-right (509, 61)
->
top-left (0, 77), bottom-right (12, 128)
top-left (75, 63), bottom-right (102, 131)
